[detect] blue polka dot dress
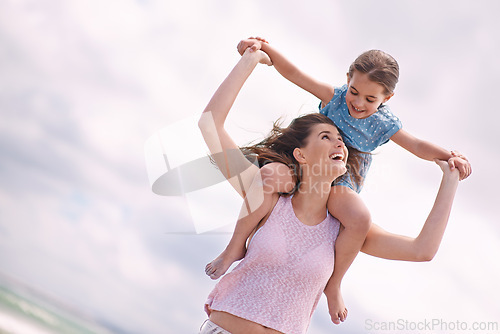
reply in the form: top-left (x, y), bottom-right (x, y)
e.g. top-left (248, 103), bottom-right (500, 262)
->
top-left (319, 85), bottom-right (402, 192)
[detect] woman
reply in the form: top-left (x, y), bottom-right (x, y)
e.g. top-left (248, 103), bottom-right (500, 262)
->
top-left (197, 48), bottom-right (461, 334)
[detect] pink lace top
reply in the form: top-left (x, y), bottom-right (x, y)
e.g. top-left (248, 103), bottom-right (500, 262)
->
top-left (205, 195), bottom-right (340, 334)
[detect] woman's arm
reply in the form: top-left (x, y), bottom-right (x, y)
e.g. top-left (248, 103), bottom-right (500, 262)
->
top-left (361, 159), bottom-right (460, 261)
top-left (198, 49), bottom-right (271, 198)
top-left (237, 38), bottom-right (335, 107)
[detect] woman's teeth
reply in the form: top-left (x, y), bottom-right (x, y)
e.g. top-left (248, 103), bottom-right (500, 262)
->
top-left (329, 154), bottom-right (343, 161)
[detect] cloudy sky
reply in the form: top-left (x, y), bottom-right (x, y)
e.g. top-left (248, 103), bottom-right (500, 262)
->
top-left (1, 0), bottom-right (499, 333)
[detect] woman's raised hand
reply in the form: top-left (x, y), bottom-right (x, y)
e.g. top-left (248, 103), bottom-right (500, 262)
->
top-left (242, 47), bottom-right (272, 66)
top-left (435, 159), bottom-right (460, 179)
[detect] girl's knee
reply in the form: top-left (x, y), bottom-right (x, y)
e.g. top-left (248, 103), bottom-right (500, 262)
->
top-left (260, 163), bottom-right (294, 194)
top-left (340, 207), bottom-right (371, 234)
top-left (328, 188), bottom-right (371, 234)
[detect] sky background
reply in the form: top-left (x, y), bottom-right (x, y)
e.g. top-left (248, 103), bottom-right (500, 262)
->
top-left (1, 0), bottom-right (499, 333)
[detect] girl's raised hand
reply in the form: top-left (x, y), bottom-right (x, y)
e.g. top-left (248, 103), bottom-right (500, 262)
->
top-left (451, 150), bottom-right (468, 161)
top-left (447, 156), bottom-right (472, 181)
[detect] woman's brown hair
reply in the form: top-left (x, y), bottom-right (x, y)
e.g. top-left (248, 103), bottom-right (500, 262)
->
top-left (241, 113), bottom-right (365, 193)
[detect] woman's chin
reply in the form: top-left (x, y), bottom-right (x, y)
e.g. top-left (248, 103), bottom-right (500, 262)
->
top-left (329, 164), bottom-right (347, 178)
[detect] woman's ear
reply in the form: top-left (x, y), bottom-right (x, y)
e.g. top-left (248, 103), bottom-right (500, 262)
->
top-left (293, 148), bottom-right (307, 164)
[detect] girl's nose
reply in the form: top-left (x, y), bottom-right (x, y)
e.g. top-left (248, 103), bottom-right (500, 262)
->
top-left (353, 98), bottom-right (362, 109)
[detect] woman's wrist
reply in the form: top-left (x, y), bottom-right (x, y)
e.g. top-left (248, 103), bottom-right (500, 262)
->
top-left (237, 51), bottom-right (263, 73)
top-left (442, 170), bottom-right (460, 184)
top-left (241, 48), bottom-right (272, 66)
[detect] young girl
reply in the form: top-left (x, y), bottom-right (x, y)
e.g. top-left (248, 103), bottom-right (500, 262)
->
top-left (205, 38), bottom-right (472, 324)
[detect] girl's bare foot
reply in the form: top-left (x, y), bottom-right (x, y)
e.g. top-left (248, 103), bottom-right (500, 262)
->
top-left (205, 246), bottom-right (246, 280)
top-left (325, 286), bottom-right (348, 325)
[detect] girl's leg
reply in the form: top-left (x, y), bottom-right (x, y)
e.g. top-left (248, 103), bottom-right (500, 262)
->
top-left (324, 185), bottom-right (371, 324)
top-left (205, 170), bottom-right (265, 279)
top-left (204, 191), bottom-right (262, 279)
top-left (206, 164), bottom-right (290, 279)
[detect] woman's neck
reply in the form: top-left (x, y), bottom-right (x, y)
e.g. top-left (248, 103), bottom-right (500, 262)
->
top-left (292, 178), bottom-right (332, 226)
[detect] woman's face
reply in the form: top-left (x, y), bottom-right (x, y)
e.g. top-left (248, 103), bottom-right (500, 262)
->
top-left (345, 71), bottom-right (393, 119)
top-left (298, 123), bottom-right (348, 178)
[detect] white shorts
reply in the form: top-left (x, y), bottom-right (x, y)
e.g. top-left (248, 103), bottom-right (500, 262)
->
top-left (199, 319), bottom-right (232, 334)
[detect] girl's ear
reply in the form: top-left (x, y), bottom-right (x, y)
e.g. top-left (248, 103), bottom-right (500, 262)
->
top-left (383, 93), bottom-right (394, 104)
top-left (293, 148), bottom-right (307, 164)
top-left (346, 72), bottom-right (351, 85)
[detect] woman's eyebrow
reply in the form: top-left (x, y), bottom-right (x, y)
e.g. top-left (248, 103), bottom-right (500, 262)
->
top-left (318, 130), bottom-right (339, 137)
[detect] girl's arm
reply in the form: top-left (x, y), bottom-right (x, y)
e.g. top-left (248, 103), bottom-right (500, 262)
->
top-left (360, 160), bottom-right (460, 261)
top-left (390, 129), bottom-right (472, 180)
top-left (237, 38), bottom-right (335, 107)
top-left (198, 49), bottom-right (271, 198)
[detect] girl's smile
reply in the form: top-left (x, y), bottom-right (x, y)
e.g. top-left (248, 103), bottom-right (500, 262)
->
top-left (345, 71), bottom-right (393, 119)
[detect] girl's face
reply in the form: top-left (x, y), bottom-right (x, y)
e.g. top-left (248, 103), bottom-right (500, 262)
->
top-left (296, 123), bottom-right (348, 178)
top-left (345, 71), bottom-right (393, 119)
